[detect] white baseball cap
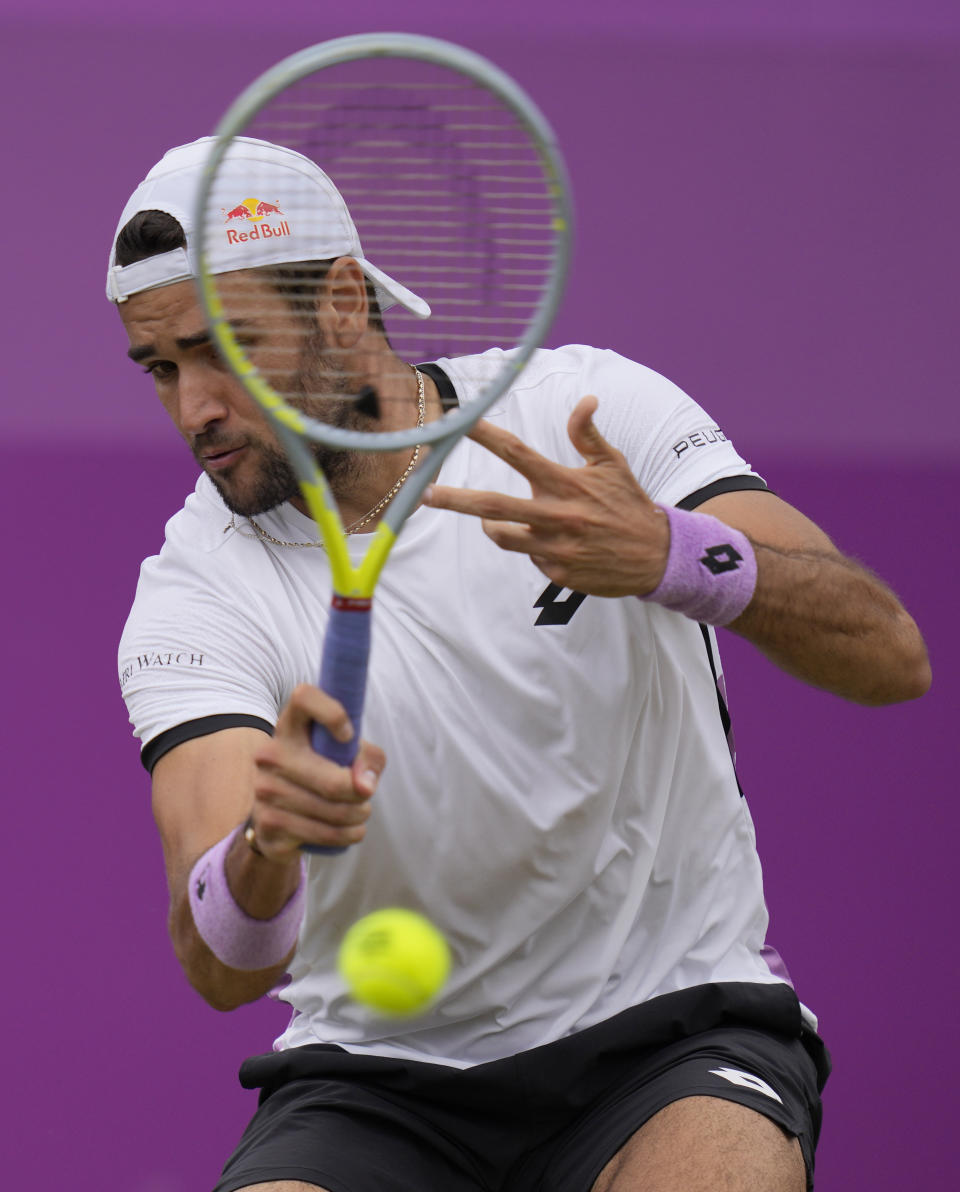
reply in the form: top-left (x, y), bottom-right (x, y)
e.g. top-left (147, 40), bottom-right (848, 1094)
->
top-left (105, 136), bottom-right (431, 318)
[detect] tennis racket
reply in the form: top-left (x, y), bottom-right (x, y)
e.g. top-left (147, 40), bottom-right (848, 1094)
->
top-left (192, 32), bottom-right (571, 852)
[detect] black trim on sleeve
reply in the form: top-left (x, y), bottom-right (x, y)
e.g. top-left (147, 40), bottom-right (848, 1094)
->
top-left (416, 362), bottom-right (460, 412)
top-left (141, 714), bottom-right (274, 774)
top-left (677, 475), bottom-right (770, 511)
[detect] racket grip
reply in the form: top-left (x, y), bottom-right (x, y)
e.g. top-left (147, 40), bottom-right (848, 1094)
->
top-left (304, 597), bottom-right (372, 856)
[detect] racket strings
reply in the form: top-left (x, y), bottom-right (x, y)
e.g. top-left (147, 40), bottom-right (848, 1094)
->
top-left (201, 55), bottom-right (561, 434)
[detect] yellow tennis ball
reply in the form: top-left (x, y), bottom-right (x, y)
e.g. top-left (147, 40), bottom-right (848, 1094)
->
top-left (338, 908), bottom-right (452, 1016)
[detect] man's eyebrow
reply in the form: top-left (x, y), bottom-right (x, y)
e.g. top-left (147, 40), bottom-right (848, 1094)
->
top-left (127, 329), bottom-right (210, 363)
top-left (126, 322), bottom-right (253, 363)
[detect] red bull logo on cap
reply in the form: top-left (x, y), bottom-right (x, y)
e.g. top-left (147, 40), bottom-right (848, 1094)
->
top-left (222, 197), bottom-right (291, 244)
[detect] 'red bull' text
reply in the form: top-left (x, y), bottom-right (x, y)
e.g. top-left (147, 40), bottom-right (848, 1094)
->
top-left (226, 221), bottom-right (292, 244)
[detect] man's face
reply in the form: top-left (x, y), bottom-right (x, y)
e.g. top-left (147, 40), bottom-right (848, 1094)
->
top-left (119, 271), bottom-right (363, 515)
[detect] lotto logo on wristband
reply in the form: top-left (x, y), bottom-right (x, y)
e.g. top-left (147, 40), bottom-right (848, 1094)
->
top-left (641, 506), bottom-right (757, 626)
top-left (699, 544), bottom-right (744, 575)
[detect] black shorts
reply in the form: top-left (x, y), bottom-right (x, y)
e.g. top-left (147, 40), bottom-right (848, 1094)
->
top-left (214, 982), bottom-right (830, 1192)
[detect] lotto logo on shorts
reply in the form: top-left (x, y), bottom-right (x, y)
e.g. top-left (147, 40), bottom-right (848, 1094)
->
top-left (223, 198), bottom-right (291, 244)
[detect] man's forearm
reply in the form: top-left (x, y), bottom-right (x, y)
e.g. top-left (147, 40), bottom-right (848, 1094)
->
top-left (169, 830), bottom-right (303, 1011)
top-left (728, 543), bottom-right (930, 705)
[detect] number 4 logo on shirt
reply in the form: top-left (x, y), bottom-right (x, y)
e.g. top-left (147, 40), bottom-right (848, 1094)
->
top-left (534, 583), bottom-right (587, 626)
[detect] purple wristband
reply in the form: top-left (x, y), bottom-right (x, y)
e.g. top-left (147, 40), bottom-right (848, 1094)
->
top-left (639, 504), bottom-right (757, 626)
top-left (188, 828), bottom-right (307, 971)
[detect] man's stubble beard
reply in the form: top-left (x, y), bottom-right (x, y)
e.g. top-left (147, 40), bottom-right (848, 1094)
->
top-left (205, 327), bottom-right (371, 518)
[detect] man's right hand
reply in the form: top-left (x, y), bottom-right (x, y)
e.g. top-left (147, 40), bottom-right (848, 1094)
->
top-left (150, 685), bottom-right (385, 1009)
top-left (250, 683), bottom-right (385, 860)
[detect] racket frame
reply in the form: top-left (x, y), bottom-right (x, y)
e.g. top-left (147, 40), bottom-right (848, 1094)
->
top-left (190, 34), bottom-right (571, 850)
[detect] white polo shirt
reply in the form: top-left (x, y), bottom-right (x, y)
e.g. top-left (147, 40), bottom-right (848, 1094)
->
top-left (120, 345), bottom-right (790, 1067)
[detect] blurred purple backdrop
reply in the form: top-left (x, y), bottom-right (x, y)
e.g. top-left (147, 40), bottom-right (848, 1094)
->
top-left (3, 2), bottom-right (956, 1189)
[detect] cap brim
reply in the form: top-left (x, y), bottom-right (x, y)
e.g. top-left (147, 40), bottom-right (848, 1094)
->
top-left (358, 259), bottom-right (431, 319)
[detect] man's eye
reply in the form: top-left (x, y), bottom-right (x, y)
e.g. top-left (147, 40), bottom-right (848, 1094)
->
top-left (144, 361), bottom-right (176, 380)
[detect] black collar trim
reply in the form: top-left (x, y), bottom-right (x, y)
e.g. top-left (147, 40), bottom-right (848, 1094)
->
top-left (416, 362), bottom-right (460, 412)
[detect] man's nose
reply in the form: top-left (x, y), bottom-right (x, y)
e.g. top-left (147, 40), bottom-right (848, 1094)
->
top-left (176, 368), bottom-right (231, 436)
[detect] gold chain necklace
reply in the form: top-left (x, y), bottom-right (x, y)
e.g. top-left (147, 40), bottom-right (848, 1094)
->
top-left (227, 367), bottom-right (425, 548)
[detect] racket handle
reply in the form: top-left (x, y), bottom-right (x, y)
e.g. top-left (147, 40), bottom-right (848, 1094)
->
top-left (304, 597), bottom-right (372, 856)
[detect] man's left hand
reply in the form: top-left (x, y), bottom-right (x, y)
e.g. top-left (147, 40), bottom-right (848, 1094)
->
top-left (424, 395), bottom-right (668, 597)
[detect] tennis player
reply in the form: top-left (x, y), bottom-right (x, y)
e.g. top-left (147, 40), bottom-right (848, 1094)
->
top-left (109, 139), bottom-right (930, 1192)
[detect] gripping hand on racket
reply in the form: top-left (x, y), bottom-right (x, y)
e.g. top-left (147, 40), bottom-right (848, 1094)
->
top-left (249, 683), bottom-right (386, 862)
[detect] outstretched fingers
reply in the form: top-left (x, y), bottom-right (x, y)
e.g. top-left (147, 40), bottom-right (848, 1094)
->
top-left (423, 482), bottom-right (536, 524)
top-left (566, 394), bottom-right (620, 464)
top-left (466, 417), bottom-right (560, 480)
top-left (424, 396), bottom-right (623, 515)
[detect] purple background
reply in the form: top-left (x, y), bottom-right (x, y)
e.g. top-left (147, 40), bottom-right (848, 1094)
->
top-left (4, 3), bottom-right (956, 1188)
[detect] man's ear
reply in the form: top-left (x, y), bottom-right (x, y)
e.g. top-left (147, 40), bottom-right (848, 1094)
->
top-left (318, 256), bottom-right (370, 347)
